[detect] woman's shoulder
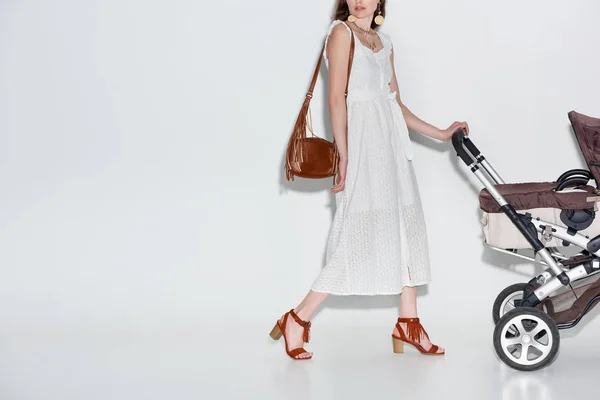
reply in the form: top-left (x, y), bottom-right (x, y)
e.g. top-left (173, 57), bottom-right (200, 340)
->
top-left (325, 20), bottom-right (353, 55)
top-left (327, 19), bottom-right (352, 38)
top-left (323, 20), bottom-right (355, 63)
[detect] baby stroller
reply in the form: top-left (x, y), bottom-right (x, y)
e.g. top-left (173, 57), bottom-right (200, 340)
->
top-left (452, 110), bottom-right (600, 371)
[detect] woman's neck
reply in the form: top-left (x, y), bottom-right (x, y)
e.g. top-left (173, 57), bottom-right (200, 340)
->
top-left (352, 16), bottom-right (373, 31)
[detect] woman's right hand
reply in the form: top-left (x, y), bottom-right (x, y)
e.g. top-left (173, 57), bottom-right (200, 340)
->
top-left (331, 157), bottom-right (347, 193)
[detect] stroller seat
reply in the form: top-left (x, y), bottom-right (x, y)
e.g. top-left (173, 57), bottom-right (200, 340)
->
top-left (479, 111), bottom-right (600, 249)
top-left (479, 182), bottom-right (597, 214)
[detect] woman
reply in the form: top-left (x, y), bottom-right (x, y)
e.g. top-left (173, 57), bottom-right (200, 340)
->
top-left (271, 0), bottom-right (469, 360)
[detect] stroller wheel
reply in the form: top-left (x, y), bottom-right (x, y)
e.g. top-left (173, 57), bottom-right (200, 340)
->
top-left (493, 307), bottom-right (560, 372)
top-left (492, 283), bottom-right (527, 325)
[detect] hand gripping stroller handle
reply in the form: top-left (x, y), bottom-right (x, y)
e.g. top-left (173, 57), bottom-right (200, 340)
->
top-left (451, 129), bottom-right (479, 166)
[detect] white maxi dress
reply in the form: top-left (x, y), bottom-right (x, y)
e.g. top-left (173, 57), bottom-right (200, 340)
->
top-left (311, 20), bottom-right (431, 295)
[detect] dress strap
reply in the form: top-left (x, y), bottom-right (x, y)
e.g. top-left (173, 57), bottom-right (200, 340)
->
top-left (378, 32), bottom-right (393, 50)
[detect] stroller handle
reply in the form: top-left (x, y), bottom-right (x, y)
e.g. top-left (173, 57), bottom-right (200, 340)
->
top-left (451, 128), bottom-right (504, 185)
top-left (451, 129), bottom-right (481, 167)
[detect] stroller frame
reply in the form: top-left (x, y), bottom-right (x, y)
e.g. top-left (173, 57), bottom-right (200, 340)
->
top-left (452, 111), bottom-right (600, 371)
top-left (452, 130), bottom-right (600, 319)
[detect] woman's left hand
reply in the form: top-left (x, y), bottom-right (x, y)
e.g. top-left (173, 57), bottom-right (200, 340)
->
top-left (441, 121), bottom-right (469, 141)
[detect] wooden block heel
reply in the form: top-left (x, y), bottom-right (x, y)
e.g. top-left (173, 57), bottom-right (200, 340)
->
top-left (270, 323), bottom-right (283, 340)
top-left (392, 337), bottom-right (404, 353)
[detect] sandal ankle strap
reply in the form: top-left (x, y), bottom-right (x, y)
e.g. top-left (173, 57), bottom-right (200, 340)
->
top-left (397, 317), bottom-right (420, 323)
top-left (289, 309), bottom-right (311, 343)
top-left (396, 317), bottom-right (427, 342)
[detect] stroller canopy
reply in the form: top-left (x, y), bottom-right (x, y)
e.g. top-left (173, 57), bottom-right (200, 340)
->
top-left (569, 110), bottom-right (600, 184)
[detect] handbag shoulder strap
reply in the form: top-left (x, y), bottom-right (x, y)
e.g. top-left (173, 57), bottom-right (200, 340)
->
top-left (285, 22), bottom-right (354, 181)
top-left (306, 21), bottom-right (355, 99)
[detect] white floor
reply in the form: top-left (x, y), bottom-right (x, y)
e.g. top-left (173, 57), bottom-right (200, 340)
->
top-left (1, 316), bottom-right (599, 400)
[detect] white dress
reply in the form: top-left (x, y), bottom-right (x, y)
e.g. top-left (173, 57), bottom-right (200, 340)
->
top-left (311, 20), bottom-right (431, 295)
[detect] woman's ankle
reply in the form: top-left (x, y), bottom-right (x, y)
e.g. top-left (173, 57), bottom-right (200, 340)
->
top-left (399, 312), bottom-right (418, 319)
top-left (293, 307), bottom-right (313, 322)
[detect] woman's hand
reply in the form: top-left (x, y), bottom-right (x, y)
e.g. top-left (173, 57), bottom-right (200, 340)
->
top-left (441, 121), bottom-right (469, 141)
top-left (331, 157), bottom-right (348, 193)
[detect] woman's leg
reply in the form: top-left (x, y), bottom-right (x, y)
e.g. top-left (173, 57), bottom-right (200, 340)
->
top-left (279, 290), bottom-right (329, 359)
top-left (399, 286), bottom-right (419, 317)
top-left (394, 286), bottom-right (444, 353)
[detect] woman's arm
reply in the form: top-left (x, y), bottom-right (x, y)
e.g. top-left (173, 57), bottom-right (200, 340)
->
top-left (326, 23), bottom-right (353, 193)
top-left (388, 47), bottom-right (469, 141)
top-left (326, 24), bottom-right (352, 160)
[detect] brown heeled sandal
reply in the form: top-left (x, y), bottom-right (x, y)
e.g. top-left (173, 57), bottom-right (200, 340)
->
top-left (269, 309), bottom-right (313, 360)
top-left (392, 317), bottom-right (445, 355)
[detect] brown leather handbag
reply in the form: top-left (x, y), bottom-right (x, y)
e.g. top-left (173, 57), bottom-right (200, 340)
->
top-left (285, 22), bottom-right (355, 182)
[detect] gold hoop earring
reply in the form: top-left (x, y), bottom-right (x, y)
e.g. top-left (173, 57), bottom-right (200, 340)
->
top-left (374, 3), bottom-right (385, 25)
top-left (348, 14), bottom-right (357, 23)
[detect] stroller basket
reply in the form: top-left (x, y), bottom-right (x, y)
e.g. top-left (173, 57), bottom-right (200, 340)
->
top-left (540, 270), bottom-right (600, 326)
